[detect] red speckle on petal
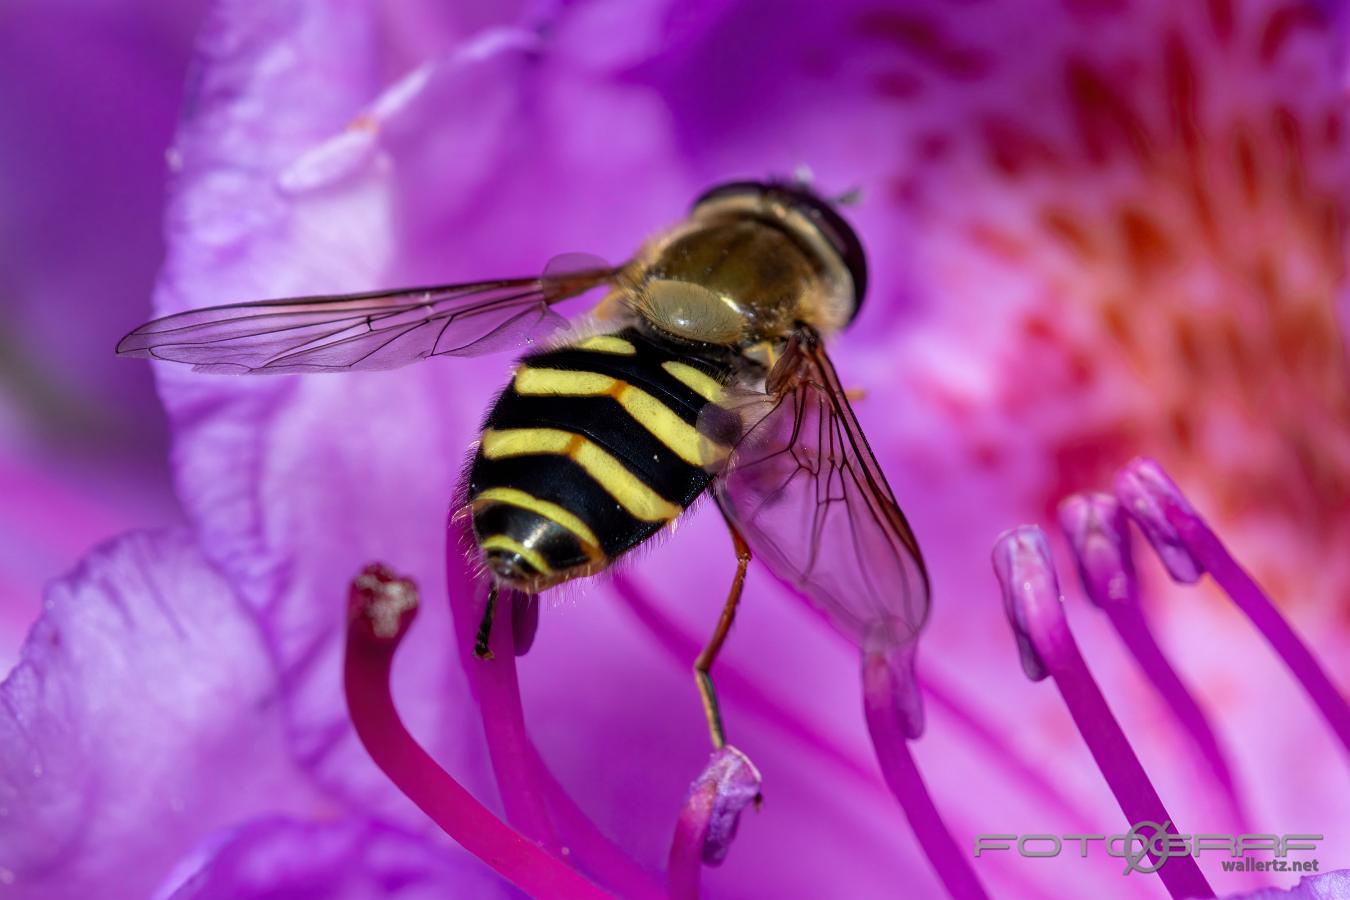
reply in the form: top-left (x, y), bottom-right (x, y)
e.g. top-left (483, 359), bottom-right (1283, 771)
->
top-left (1098, 300), bottom-right (1136, 355)
top-left (971, 441), bottom-right (1005, 472)
top-left (1171, 316), bottom-right (1205, 377)
top-left (1040, 208), bottom-right (1098, 259)
top-left (1066, 351), bottom-right (1095, 388)
top-left (1317, 197), bottom-right (1346, 270)
top-left (1117, 206), bottom-right (1175, 278)
top-left (1163, 31), bottom-right (1201, 154)
top-left (1252, 256), bottom-right (1280, 309)
top-left (981, 116), bottom-right (1061, 179)
top-left (915, 131), bottom-right (952, 163)
top-left (1167, 408), bottom-right (1195, 452)
top-left (1231, 124), bottom-right (1260, 207)
top-left (1183, 177), bottom-right (1221, 249)
top-left (887, 176), bottom-right (923, 210)
top-left (1321, 109), bottom-right (1344, 150)
top-left (1258, 3), bottom-right (1324, 64)
top-left (1207, 0), bottom-right (1236, 44)
top-left (1064, 57), bottom-right (1152, 165)
top-left (966, 221), bottom-right (1029, 264)
top-left (1042, 425), bottom-right (1141, 520)
top-left (856, 10), bottom-right (992, 80)
top-left (1021, 313), bottom-right (1058, 344)
top-left (1272, 104), bottom-right (1308, 203)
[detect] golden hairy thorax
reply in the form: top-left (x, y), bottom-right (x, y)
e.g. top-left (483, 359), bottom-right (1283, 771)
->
top-left (620, 205), bottom-right (855, 350)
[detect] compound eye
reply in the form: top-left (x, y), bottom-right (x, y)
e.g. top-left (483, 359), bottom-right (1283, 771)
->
top-left (828, 217), bottom-right (868, 318)
top-left (639, 279), bottom-right (745, 345)
top-left (780, 190), bottom-right (868, 319)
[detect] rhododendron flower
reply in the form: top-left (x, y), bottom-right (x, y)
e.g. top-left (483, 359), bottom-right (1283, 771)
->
top-left (5, 0), bottom-right (1350, 898)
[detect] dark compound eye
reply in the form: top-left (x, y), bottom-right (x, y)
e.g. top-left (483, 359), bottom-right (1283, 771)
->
top-left (693, 180), bottom-right (869, 322)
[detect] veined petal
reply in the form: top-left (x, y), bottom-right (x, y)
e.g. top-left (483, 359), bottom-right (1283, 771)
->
top-left (163, 816), bottom-right (511, 900)
top-left (151, 0), bottom-right (496, 813)
top-left (0, 531), bottom-right (318, 899)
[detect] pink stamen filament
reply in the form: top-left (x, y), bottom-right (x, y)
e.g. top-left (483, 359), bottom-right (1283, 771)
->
top-left (994, 528), bottom-right (1214, 900)
top-left (1168, 504), bottom-right (1350, 763)
top-left (1058, 494), bottom-right (1250, 829)
top-left (667, 792), bottom-right (708, 900)
top-left (863, 651), bottom-right (991, 900)
top-left (664, 793), bottom-right (707, 900)
top-left (446, 522), bottom-right (664, 900)
top-left (459, 579), bottom-right (561, 851)
top-left (1099, 602), bottom-right (1251, 829)
top-left (1039, 624), bottom-right (1214, 899)
top-left (343, 571), bottom-right (610, 899)
top-left (1117, 458), bottom-right (1350, 765)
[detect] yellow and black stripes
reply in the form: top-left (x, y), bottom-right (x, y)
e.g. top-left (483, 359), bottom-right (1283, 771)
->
top-left (467, 326), bottom-right (733, 588)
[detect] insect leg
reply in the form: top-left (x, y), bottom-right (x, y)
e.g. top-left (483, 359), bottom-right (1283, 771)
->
top-left (475, 583), bottom-right (499, 660)
top-left (694, 518), bottom-right (752, 750)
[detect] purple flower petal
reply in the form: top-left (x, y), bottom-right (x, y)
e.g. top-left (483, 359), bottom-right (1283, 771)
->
top-left (163, 816), bottom-right (511, 900)
top-left (0, 530), bottom-right (321, 898)
top-left (151, 0), bottom-right (491, 815)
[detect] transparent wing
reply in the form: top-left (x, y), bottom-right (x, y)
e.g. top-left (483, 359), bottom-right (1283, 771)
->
top-left (711, 327), bottom-right (931, 649)
top-left (116, 262), bottom-right (617, 374)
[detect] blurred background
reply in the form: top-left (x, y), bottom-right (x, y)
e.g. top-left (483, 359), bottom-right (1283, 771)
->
top-left (0, 2), bottom-right (206, 666)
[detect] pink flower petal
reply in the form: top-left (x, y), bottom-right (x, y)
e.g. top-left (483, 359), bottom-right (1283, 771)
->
top-left (0, 531), bottom-right (320, 897)
top-left (163, 816), bottom-right (512, 899)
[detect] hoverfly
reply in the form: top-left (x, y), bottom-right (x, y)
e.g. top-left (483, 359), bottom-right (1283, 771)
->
top-left (118, 179), bottom-right (931, 749)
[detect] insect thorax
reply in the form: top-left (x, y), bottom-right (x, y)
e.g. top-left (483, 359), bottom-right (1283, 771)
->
top-left (632, 216), bottom-right (851, 349)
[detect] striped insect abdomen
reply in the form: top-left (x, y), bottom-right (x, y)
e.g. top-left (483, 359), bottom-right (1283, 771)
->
top-left (467, 327), bottom-right (732, 590)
